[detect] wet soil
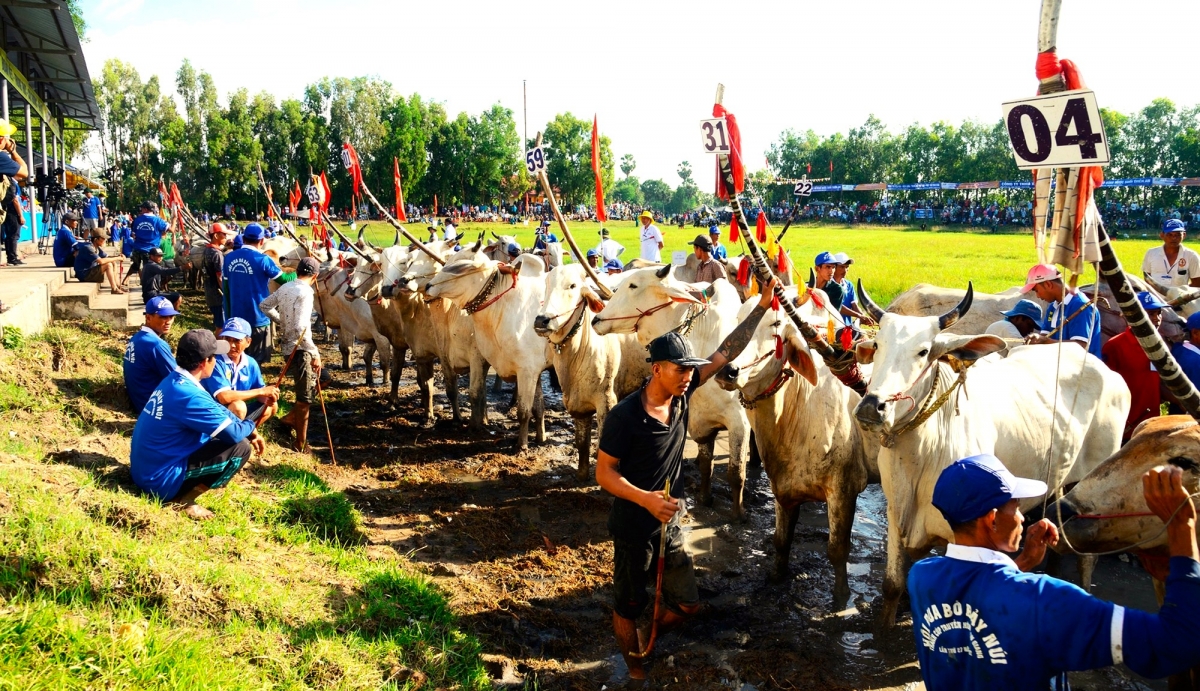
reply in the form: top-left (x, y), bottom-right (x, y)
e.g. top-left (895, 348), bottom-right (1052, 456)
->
top-left (296, 332), bottom-right (1166, 691)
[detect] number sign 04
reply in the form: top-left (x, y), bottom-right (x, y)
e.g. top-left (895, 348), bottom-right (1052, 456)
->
top-left (525, 146), bottom-right (546, 175)
top-left (1001, 90), bottom-right (1110, 170)
top-left (700, 117), bottom-right (730, 155)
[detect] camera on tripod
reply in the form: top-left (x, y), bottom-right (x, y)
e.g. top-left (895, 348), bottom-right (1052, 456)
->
top-left (33, 167), bottom-right (67, 207)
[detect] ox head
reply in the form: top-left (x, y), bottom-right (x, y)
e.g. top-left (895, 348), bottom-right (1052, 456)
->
top-left (1047, 416), bottom-right (1200, 554)
top-left (853, 281), bottom-right (1006, 433)
top-left (591, 264), bottom-right (704, 345)
top-left (716, 287), bottom-right (819, 397)
top-left (535, 264), bottom-right (591, 339)
top-left (346, 245), bottom-right (408, 302)
top-left (393, 242), bottom-right (451, 297)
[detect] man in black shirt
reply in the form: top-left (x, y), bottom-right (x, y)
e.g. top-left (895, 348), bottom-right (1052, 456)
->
top-left (202, 223), bottom-right (230, 329)
top-left (140, 247), bottom-right (181, 308)
top-left (597, 276), bottom-right (777, 679)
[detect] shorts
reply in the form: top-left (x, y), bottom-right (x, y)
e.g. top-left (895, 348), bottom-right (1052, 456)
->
top-left (172, 436), bottom-right (253, 500)
top-left (285, 349), bottom-right (317, 404)
top-left (611, 523), bottom-right (698, 620)
top-left (247, 324), bottom-right (273, 363)
top-left (82, 266), bottom-right (104, 283)
top-left (128, 249), bottom-right (149, 276)
top-left (82, 218), bottom-right (98, 231)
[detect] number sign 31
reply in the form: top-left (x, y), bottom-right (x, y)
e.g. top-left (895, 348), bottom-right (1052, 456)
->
top-left (700, 117), bottom-right (730, 155)
top-left (525, 146), bottom-right (546, 175)
top-left (1001, 90), bottom-right (1110, 170)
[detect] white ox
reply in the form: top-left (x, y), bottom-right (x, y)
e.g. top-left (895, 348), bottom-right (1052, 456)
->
top-left (534, 265), bottom-right (650, 479)
top-left (427, 250), bottom-right (549, 450)
top-left (312, 250), bottom-right (395, 387)
top-left (591, 265), bottom-right (753, 521)
top-left (853, 283), bottom-right (1130, 626)
top-left (716, 287), bottom-right (880, 596)
top-left (886, 284), bottom-right (1027, 335)
top-left (344, 240), bottom-right (412, 400)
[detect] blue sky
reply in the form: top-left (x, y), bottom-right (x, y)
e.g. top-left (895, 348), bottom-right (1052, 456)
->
top-left (77, 0), bottom-right (1200, 182)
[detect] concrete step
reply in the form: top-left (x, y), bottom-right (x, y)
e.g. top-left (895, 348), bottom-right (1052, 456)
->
top-left (50, 281), bottom-right (100, 320)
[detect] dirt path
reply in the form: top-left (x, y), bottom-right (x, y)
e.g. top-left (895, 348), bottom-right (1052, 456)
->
top-left (300, 332), bottom-right (1163, 691)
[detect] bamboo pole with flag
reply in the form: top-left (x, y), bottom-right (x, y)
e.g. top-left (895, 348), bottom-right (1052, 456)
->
top-left (1026, 0), bottom-right (1200, 419)
top-left (591, 115), bottom-right (607, 223)
top-left (340, 141), bottom-right (444, 265)
top-left (393, 157), bottom-right (407, 222)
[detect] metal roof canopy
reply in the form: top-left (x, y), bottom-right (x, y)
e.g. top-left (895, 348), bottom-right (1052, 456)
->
top-left (0, 0), bottom-right (98, 139)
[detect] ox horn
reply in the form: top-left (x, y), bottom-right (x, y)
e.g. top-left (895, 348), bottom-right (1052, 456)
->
top-left (393, 228), bottom-right (401, 246)
top-left (491, 231), bottom-right (500, 240)
top-left (471, 240), bottom-right (482, 252)
top-left (655, 264), bottom-right (671, 279)
top-left (857, 279), bottom-right (887, 323)
top-left (938, 282), bottom-right (974, 330)
top-left (1170, 291), bottom-right (1200, 309)
top-left (1145, 276), bottom-right (1173, 298)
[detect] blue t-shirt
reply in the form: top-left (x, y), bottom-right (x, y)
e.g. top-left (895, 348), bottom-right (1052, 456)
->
top-left (72, 241), bottom-right (105, 280)
top-left (840, 278), bottom-right (857, 325)
top-left (712, 243), bottom-right (728, 261)
top-left (123, 327), bottom-right (177, 412)
top-left (201, 353), bottom-right (265, 397)
top-left (534, 233), bottom-right (558, 250)
top-left (130, 213), bottom-right (169, 253)
top-left (910, 548), bottom-right (1200, 690)
top-left (1043, 291), bottom-right (1102, 359)
top-left (52, 226), bottom-right (78, 267)
top-left (0, 152), bottom-right (19, 177)
top-left (222, 247), bottom-right (282, 327)
top-left (130, 368), bottom-right (256, 500)
top-left (1172, 341), bottom-right (1200, 390)
top-left (83, 196), bottom-right (102, 219)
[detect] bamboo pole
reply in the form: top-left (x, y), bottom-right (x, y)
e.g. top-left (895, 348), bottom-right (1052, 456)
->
top-left (531, 131), bottom-right (613, 299)
top-left (345, 150), bottom-right (444, 265)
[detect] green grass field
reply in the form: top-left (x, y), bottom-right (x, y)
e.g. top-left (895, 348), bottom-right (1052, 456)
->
top-left (358, 219), bottom-right (1160, 305)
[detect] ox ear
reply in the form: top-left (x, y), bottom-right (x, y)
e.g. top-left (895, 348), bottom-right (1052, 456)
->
top-left (370, 261), bottom-right (382, 272)
top-left (930, 333), bottom-right (1006, 364)
top-left (786, 336), bottom-right (818, 386)
top-left (345, 256), bottom-right (360, 267)
top-left (855, 339), bottom-right (876, 365)
top-left (662, 282), bottom-right (703, 304)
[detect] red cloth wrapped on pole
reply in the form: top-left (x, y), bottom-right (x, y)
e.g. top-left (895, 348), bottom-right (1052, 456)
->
top-left (289, 181), bottom-right (302, 213)
top-left (755, 211), bottom-right (767, 243)
top-left (433, 195), bottom-right (438, 217)
top-left (806, 163), bottom-right (812, 174)
top-left (729, 216), bottom-right (739, 243)
top-left (591, 115), bottom-right (607, 223)
top-left (712, 104), bottom-right (743, 201)
top-left (393, 157), bottom-right (407, 222)
top-left (319, 172), bottom-right (332, 213)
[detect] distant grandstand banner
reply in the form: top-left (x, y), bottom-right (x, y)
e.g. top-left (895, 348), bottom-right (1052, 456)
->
top-left (799, 175), bottom-right (1196, 193)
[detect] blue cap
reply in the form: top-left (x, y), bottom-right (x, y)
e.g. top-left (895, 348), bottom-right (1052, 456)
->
top-left (1187, 312), bottom-right (1200, 331)
top-left (1137, 291), bottom-right (1168, 311)
top-left (1001, 299), bottom-right (1043, 323)
top-left (506, 243), bottom-right (520, 257)
top-left (603, 258), bottom-right (623, 272)
top-left (219, 317), bottom-right (252, 340)
top-left (586, 248), bottom-right (599, 258)
top-left (932, 454), bottom-right (1048, 524)
top-left (242, 223), bottom-right (264, 241)
top-left (1164, 219), bottom-right (1187, 234)
top-left (232, 233), bottom-right (244, 250)
top-left (144, 296), bottom-right (180, 317)
top-left (709, 224), bottom-right (720, 234)
top-left (814, 251), bottom-right (836, 266)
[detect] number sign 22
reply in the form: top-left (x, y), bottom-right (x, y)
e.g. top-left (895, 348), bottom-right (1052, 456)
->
top-left (525, 146), bottom-right (546, 175)
top-left (793, 180), bottom-right (813, 197)
top-left (700, 118), bottom-right (730, 155)
top-left (1001, 90), bottom-right (1110, 170)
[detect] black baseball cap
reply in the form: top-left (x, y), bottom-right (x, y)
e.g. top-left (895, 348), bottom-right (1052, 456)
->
top-left (690, 234), bottom-right (713, 251)
top-left (63, 211), bottom-right (81, 222)
top-left (297, 257), bottom-right (320, 276)
top-left (646, 332), bottom-right (710, 367)
top-left (148, 247), bottom-right (163, 256)
top-left (176, 329), bottom-right (230, 369)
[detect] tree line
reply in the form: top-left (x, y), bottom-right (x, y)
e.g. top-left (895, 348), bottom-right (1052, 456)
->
top-left (84, 57), bottom-right (1200, 215)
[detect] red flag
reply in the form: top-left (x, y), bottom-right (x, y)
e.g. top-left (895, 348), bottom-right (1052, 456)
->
top-left (756, 211), bottom-right (767, 242)
top-left (829, 160), bottom-right (834, 173)
top-left (289, 180), bottom-right (302, 212)
top-left (393, 157), bottom-right (407, 222)
top-left (712, 103), bottom-right (743, 201)
top-left (806, 163), bottom-right (812, 174)
top-left (591, 115), bottom-right (607, 223)
top-left (433, 195), bottom-right (438, 216)
top-left (341, 143), bottom-right (363, 196)
top-left (320, 172), bottom-right (332, 212)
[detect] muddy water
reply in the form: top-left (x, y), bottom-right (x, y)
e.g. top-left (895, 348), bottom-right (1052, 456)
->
top-left (314, 357), bottom-right (1165, 691)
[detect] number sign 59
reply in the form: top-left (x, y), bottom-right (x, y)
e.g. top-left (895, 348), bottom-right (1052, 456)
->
top-left (700, 117), bottom-right (730, 155)
top-left (525, 146), bottom-right (546, 175)
top-left (1001, 89), bottom-right (1110, 170)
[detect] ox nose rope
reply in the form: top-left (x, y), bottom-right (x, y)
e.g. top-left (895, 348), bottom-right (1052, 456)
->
top-left (547, 300), bottom-right (588, 353)
top-left (1055, 490), bottom-right (1200, 558)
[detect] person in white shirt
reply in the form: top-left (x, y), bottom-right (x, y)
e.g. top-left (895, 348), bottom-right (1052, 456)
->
top-left (443, 217), bottom-right (457, 242)
top-left (596, 228), bottom-right (624, 264)
top-left (638, 210), bottom-right (663, 262)
top-left (1142, 218), bottom-right (1200, 288)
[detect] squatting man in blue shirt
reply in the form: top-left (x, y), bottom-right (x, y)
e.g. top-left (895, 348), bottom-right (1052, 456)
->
top-left (908, 453), bottom-right (1200, 690)
top-left (129, 329), bottom-right (266, 520)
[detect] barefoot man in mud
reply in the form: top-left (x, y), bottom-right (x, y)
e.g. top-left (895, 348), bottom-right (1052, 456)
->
top-left (260, 256), bottom-right (321, 452)
top-left (597, 277), bottom-right (777, 679)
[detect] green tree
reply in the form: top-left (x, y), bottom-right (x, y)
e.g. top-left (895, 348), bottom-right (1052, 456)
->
top-left (540, 113), bottom-right (613, 206)
top-left (611, 175), bottom-right (643, 205)
top-left (620, 153), bottom-right (636, 177)
top-left (640, 178), bottom-right (672, 210)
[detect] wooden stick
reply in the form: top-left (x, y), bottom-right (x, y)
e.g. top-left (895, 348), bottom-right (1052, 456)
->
top-left (531, 131), bottom-right (613, 299)
top-left (254, 162), bottom-right (307, 249)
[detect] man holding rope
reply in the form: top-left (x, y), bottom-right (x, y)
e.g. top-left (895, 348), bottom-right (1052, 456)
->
top-left (908, 453), bottom-right (1200, 689)
top-left (1021, 263), bottom-right (1103, 359)
top-left (260, 256), bottom-right (320, 452)
top-left (597, 276), bottom-right (777, 679)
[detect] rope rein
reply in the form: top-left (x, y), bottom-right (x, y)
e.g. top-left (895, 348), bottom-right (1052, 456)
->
top-left (550, 301), bottom-right (588, 353)
top-left (463, 269), bottom-right (518, 315)
top-left (880, 361), bottom-right (972, 449)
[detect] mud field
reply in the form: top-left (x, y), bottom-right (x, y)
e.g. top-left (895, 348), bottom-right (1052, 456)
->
top-left (297, 330), bottom-right (1166, 691)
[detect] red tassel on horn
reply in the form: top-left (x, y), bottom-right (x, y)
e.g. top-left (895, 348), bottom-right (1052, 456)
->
top-left (729, 217), bottom-right (739, 243)
top-left (737, 257), bottom-right (751, 286)
top-left (774, 334), bottom-right (784, 360)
